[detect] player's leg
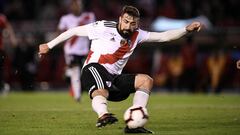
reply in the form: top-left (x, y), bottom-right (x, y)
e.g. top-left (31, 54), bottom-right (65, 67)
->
top-left (104, 73), bottom-right (153, 133)
top-left (108, 73), bottom-right (152, 107)
top-left (125, 74), bottom-right (154, 134)
top-left (133, 74), bottom-right (153, 107)
top-left (69, 66), bottom-right (81, 101)
top-left (81, 63), bottom-right (118, 127)
top-left (65, 54), bottom-right (83, 102)
top-left (91, 89), bottom-right (118, 127)
top-left (91, 89), bottom-right (109, 118)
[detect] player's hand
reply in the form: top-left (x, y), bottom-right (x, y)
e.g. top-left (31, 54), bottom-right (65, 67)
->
top-left (38, 44), bottom-right (50, 58)
top-left (186, 21), bottom-right (201, 32)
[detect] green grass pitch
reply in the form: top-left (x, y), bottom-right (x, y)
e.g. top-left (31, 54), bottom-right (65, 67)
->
top-left (0, 91), bottom-right (240, 135)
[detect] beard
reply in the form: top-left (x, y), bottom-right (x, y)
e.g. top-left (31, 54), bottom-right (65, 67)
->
top-left (119, 29), bottom-right (133, 38)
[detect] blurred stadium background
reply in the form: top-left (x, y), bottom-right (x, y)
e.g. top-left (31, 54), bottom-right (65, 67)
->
top-left (0, 0), bottom-right (240, 94)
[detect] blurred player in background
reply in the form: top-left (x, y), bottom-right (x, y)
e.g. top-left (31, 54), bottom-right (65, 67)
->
top-left (39, 5), bottom-right (201, 133)
top-left (0, 13), bottom-right (17, 95)
top-left (58, 0), bottom-right (95, 102)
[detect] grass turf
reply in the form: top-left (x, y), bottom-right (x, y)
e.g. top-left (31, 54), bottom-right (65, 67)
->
top-left (0, 91), bottom-right (240, 135)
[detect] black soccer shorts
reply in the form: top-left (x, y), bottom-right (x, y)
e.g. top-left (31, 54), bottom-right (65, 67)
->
top-left (81, 63), bottom-right (136, 101)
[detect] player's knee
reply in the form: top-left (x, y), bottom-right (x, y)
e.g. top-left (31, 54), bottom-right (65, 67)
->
top-left (91, 89), bottom-right (109, 98)
top-left (135, 74), bottom-right (153, 91)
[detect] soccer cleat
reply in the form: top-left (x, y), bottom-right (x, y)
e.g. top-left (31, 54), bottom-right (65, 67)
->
top-left (124, 126), bottom-right (154, 134)
top-left (96, 113), bottom-right (118, 128)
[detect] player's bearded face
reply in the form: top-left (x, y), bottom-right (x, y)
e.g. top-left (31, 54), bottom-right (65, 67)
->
top-left (118, 13), bottom-right (139, 38)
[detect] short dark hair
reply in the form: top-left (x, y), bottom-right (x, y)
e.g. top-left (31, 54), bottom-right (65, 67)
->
top-left (121, 5), bottom-right (140, 18)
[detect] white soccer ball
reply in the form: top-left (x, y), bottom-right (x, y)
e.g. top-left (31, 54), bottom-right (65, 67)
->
top-left (123, 106), bottom-right (149, 129)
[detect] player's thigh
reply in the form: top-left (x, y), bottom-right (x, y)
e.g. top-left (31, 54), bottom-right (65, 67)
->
top-left (113, 74), bottom-right (136, 92)
top-left (107, 74), bottom-right (136, 101)
top-left (81, 63), bottom-right (112, 98)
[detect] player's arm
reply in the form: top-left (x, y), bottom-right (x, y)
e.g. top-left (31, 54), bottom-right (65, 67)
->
top-left (146, 21), bottom-right (201, 42)
top-left (5, 19), bottom-right (17, 46)
top-left (38, 25), bottom-right (89, 57)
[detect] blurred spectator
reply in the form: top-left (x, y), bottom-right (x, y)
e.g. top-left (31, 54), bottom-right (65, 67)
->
top-left (166, 52), bottom-right (183, 91)
top-left (0, 13), bottom-right (17, 94)
top-left (206, 51), bottom-right (228, 93)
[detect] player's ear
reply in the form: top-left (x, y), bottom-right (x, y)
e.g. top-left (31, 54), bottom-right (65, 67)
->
top-left (119, 16), bottom-right (122, 23)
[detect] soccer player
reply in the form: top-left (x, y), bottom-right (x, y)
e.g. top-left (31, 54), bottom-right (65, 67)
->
top-left (39, 5), bottom-right (201, 133)
top-left (0, 13), bottom-right (17, 94)
top-left (58, 0), bottom-right (95, 102)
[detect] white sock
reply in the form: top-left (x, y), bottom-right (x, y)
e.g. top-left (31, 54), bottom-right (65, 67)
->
top-left (133, 89), bottom-right (150, 107)
top-left (70, 66), bottom-right (81, 100)
top-left (92, 95), bottom-right (108, 118)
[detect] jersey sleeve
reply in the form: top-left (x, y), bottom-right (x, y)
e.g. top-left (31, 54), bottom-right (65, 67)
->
top-left (87, 21), bottom-right (105, 40)
top-left (137, 29), bottom-right (150, 44)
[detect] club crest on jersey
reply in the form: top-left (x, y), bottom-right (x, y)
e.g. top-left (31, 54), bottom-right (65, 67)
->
top-left (120, 39), bottom-right (131, 46)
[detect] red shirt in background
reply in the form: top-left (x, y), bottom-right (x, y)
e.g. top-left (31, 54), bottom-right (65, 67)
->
top-left (0, 14), bottom-right (7, 50)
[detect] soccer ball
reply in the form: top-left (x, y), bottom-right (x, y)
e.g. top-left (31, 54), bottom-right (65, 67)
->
top-left (123, 106), bottom-right (149, 129)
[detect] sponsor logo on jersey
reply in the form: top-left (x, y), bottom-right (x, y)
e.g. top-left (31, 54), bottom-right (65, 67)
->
top-left (110, 37), bottom-right (115, 42)
top-left (120, 39), bottom-right (131, 46)
top-left (120, 39), bottom-right (127, 46)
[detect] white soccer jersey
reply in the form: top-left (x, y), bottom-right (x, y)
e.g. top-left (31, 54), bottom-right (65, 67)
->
top-left (48, 20), bottom-right (187, 74)
top-left (84, 20), bottom-right (150, 75)
top-left (58, 12), bottom-right (95, 56)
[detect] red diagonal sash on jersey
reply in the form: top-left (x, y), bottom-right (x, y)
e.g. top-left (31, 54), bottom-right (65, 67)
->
top-left (86, 50), bottom-right (93, 64)
top-left (69, 15), bottom-right (90, 46)
top-left (98, 31), bottom-right (139, 64)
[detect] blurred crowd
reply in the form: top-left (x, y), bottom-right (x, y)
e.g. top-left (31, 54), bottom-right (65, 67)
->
top-left (1, 0), bottom-right (240, 27)
top-left (150, 36), bottom-right (240, 93)
top-left (0, 0), bottom-right (239, 93)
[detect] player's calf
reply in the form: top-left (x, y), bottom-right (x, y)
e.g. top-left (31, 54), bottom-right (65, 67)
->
top-left (135, 74), bottom-right (153, 91)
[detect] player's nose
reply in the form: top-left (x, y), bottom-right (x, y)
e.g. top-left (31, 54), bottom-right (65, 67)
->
top-left (125, 23), bottom-right (131, 29)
